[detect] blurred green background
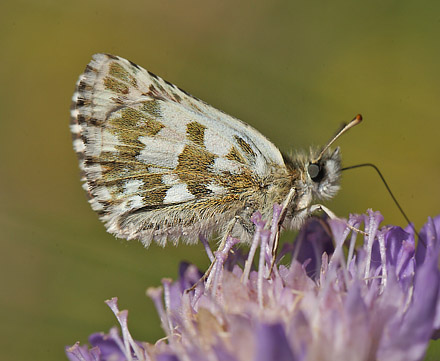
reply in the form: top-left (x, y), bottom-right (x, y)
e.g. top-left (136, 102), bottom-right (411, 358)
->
top-left (1, 1), bottom-right (439, 360)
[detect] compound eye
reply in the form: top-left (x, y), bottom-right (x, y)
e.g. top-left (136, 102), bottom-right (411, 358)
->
top-left (308, 163), bottom-right (324, 182)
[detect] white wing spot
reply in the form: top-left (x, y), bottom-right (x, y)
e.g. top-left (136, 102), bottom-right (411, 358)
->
top-left (156, 126), bottom-right (186, 143)
top-left (164, 183), bottom-right (195, 204)
top-left (162, 173), bottom-right (180, 186)
top-left (93, 186), bottom-right (112, 201)
top-left (128, 195), bottom-right (144, 208)
top-left (73, 139), bottom-right (85, 153)
top-left (90, 199), bottom-right (104, 211)
top-left (206, 182), bottom-right (227, 195)
top-left (83, 126), bottom-right (102, 157)
top-left (138, 136), bottom-right (184, 168)
top-left (84, 164), bottom-right (103, 179)
top-left (71, 91), bottom-right (80, 102)
top-left (204, 128), bottom-right (231, 156)
top-left (70, 110), bottom-right (80, 123)
top-left (255, 156), bottom-right (268, 177)
top-left (124, 179), bottom-right (144, 195)
top-left (148, 167), bottom-right (165, 174)
top-left (101, 130), bottom-right (120, 153)
top-left (213, 158), bottom-right (242, 174)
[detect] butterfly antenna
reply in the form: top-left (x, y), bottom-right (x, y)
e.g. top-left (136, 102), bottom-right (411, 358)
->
top-left (313, 114), bottom-right (363, 163)
top-left (341, 163), bottom-right (424, 245)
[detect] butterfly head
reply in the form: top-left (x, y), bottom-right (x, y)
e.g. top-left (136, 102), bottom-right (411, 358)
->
top-left (306, 147), bottom-right (341, 200)
top-left (302, 114), bottom-right (362, 201)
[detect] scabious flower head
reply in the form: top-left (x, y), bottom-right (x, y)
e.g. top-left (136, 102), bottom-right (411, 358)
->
top-left (66, 208), bottom-right (440, 361)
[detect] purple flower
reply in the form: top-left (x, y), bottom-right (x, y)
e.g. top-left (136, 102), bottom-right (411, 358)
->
top-left (66, 209), bottom-right (440, 361)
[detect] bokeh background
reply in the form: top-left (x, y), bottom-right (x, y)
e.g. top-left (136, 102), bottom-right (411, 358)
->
top-left (1, 1), bottom-right (440, 360)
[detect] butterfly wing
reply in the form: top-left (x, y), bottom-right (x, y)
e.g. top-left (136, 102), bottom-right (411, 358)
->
top-left (71, 53), bottom-right (287, 246)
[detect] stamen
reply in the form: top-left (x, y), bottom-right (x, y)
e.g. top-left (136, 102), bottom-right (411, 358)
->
top-left (199, 234), bottom-right (214, 262)
top-left (104, 298), bottom-right (145, 361)
top-left (258, 229), bottom-right (270, 307)
top-left (162, 278), bottom-right (175, 336)
top-left (363, 210), bottom-right (384, 281)
top-left (207, 236), bottom-right (240, 295)
top-left (377, 231), bottom-right (388, 291)
top-left (146, 288), bottom-right (171, 337)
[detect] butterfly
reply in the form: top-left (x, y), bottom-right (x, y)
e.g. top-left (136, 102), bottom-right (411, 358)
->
top-left (71, 53), bottom-right (361, 248)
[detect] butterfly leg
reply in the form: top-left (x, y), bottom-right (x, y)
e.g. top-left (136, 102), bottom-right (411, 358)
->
top-left (307, 204), bottom-right (368, 236)
top-left (268, 188), bottom-right (296, 276)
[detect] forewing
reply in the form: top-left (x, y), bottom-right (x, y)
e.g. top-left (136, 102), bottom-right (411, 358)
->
top-left (71, 53), bottom-right (285, 244)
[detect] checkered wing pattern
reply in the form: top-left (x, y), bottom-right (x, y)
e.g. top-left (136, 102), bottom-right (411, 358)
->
top-left (71, 54), bottom-right (287, 246)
